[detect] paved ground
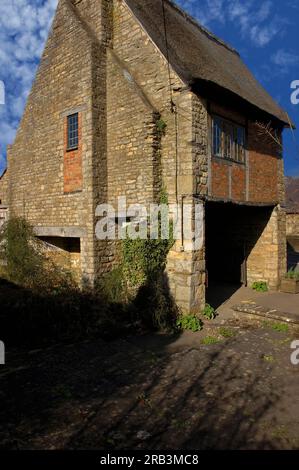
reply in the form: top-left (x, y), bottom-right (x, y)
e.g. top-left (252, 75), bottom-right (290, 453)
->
top-left (254, 292), bottom-right (299, 316)
top-left (1, 316), bottom-right (299, 450)
top-left (210, 284), bottom-right (299, 318)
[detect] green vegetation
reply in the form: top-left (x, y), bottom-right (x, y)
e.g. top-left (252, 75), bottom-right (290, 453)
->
top-left (98, 187), bottom-right (177, 331)
top-left (0, 191), bottom-right (178, 348)
top-left (0, 218), bottom-right (131, 348)
top-left (286, 268), bottom-right (299, 280)
top-left (156, 118), bottom-right (167, 136)
top-left (97, 266), bottom-right (126, 304)
top-left (0, 217), bottom-right (74, 293)
top-left (201, 336), bottom-right (220, 345)
top-left (252, 281), bottom-right (268, 292)
top-left (219, 327), bottom-right (236, 338)
top-left (263, 354), bottom-right (275, 363)
top-left (202, 303), bottom-right (216, 320)
top-left (176, 314), bottom-right (203, 332)
top-left (263, 321), bottom-right (289, 333)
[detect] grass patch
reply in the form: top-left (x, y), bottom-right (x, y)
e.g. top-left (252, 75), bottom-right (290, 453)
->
top-left (268, 337), bottom-right (291, 346)
top-left (286, 268), bottom-right (299, 280)
top-left (263, 354), bottom-right (275, 363)
top-left (263, 321), bottom-right (289, 333)
top-left (201, 335), bottom-right (220, 345)
top-left (271, 425), bottom-right (289, 440)
top-left (219, 327), bottom-right (236, 338)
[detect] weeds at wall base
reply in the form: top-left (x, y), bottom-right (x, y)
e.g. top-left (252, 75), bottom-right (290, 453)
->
top-left (0, 211), bottom-right (179, 349)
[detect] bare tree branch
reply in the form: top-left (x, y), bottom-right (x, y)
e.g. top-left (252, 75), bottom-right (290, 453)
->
top-left (255, 121), bottom-right (282, 149)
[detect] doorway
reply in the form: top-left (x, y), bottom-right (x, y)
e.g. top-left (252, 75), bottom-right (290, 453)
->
top-left (205, 201), bottom-right (272, 308)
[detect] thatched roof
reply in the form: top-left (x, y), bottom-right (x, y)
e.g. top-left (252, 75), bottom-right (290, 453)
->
top-left (125, 0), bottom-right (290, 126)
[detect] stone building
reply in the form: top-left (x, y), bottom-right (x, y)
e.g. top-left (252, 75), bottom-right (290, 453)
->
top-left (286, 212), bottom-right (299, 271)
top-left (0, 0), bottom-right (291, 312)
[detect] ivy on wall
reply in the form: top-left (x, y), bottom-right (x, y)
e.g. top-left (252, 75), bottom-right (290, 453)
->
top-left (99, 188), bottom-right (177, 330)
top-left (122, 187), bottom-right (174, 289)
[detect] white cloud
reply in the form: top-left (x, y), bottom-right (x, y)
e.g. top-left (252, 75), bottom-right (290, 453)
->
top-left (179, 0), bottom-right (225, 27)
top-left (0, 0), bottom-right (292, 173)
top-left (178, 0), bottom-right (287, 47)
top-left (0, 0), bottom-right (58, 172)
top-left (254, 0), bottom-right (272, 22)
top-left (206, 0), bottom-right (226, 24)
top-left (271, 49), bottom-right (299, 67)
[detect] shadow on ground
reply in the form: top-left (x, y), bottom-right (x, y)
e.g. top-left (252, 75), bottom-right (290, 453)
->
top-left (206, 281), bottom-right (242, 310)
top-left (1, 273), bottom-right (298, 450)
top-left (1, 324), bottom-right (297, 450)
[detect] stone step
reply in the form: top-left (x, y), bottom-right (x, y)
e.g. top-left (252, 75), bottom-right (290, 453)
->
top-left (232, 302), bottom-right (299, 325)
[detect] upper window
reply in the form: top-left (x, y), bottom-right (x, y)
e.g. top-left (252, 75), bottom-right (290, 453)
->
top-left (212, 115), bottom-right (246, 164)
top-left (67, 113), bottom-right (79, 150)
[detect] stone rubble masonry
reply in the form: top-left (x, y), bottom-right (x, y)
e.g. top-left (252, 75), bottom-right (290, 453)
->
top-left (2, 0), bottom-right (287, 312)
top-left (246, 206), bottom-right (286, 291)
top-left (109, 0), bottom-right (206, 312)
top-left (287, 213), bottom-right (299, 237)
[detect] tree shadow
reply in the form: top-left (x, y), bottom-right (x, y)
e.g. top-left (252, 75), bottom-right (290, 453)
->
top-left (64, 334), bottom-right (284, 450)
top-left (0, 272), bottom-right (292, 450)
top-left (0, 325), bottom-right (288, 450)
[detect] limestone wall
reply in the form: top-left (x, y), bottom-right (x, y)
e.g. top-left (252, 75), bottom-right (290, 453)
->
top-left (287, 213), bottom-right (299, 237)
top-left (5, 0), bottom-right (113, 283)
top-left (3, 0), bottom-right (286, 309)
top-left (108, 0), bottom-right (208, 312)
top-left (247, 206), bottom-right (287, 290)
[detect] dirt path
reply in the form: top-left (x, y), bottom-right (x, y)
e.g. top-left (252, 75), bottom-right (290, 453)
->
top-left (0, 321), bottom-right (299, 450)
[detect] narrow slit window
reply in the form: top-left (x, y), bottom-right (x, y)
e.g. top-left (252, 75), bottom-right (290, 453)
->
top-left (67, 113), bottom-right (79, 150)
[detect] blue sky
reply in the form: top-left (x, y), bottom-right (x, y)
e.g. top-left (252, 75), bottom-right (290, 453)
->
top-left (0, 0), bottom-right (299, 176)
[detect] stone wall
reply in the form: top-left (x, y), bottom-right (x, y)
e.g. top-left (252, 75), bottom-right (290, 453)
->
top-left (2, 0), bottom-right (208, 311)
top-left (0, 206), bottom-right (8, 231)
top-left (3, 0), bottom-right (286, 310)
top-left (287, 213), bottom-right (299, 237)
top-left (5, 0), bottom-right (113, 284)
top-left (107, 0), bottom-right (207, 312)
top-left (247, 206), bottom-right (287, 290)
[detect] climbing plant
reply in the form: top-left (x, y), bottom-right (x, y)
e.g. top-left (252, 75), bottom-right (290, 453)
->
top-left (98, 187), bottom-right (177, 330)
top-left (122, 187), bottom-right (174, 289)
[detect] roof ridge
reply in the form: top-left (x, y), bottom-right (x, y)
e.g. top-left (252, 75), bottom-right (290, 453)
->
top-left (166, 0), bottom-right (239, 56)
